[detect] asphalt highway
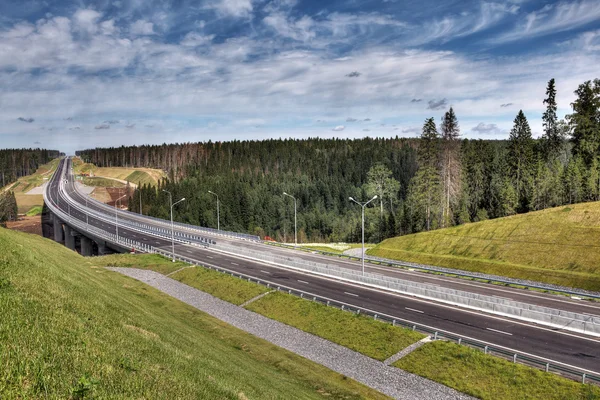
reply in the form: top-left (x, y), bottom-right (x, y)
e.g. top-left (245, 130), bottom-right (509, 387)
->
top-left (47, 157), bottom-right (600, 374)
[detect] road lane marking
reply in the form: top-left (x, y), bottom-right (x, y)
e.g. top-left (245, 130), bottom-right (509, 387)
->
top-left (344, 291), bottom-right (359, 297)
top-left (297, 280), bottom-right (309, 284)
top-left (231, 262), bottom-right (239, 266)
top-left (206, 256), bottom-right (214, 259)
top-left (486, 328), bottom-right (513, 336)
top-left (260, 270), bottom-right (271, 274)
top-left (405, 307), bottom-right (424, 314)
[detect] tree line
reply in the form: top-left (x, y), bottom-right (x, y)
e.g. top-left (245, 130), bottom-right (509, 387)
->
top-left (76, 77), bottom-right (600, 243)
top-left (0, 148), bottom-right (61, 188)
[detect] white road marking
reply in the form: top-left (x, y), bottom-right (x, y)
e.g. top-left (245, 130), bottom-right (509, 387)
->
top-left (486, 328), bottom-right (513, 336)
top-left (297, 280), bottom-right (309, 284)
top-left (231, 262), bottom-right (239, 266)
top-left (260, 270), bottom-right (271, 274)
top-left (405, 307), bottom-right (424, 314)
top-left (206, 256), bottom-right (214, 259)
top-left (344, 291), bottom-right (359, 297)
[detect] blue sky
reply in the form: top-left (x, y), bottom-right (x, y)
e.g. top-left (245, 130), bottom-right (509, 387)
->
top-left (0, 0), bottom-right (599, 154)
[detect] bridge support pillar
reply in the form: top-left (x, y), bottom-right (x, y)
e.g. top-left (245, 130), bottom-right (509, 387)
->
top-left (64, 225), bottom-right (75, 250)
top-left (97, 241), bottom-right (108, 255)
top-left (53, 215), bottom-right (64, 243)
top-left (81, 236), bottom-right (93, 257)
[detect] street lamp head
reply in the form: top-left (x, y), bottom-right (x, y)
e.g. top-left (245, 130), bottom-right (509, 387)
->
top-left (181, 198), bottom-right (186, 201)
top-left (372, 195), bottom-right (378, 200)
top-left (349, 197), bottom-right (354, 201)
top-left (283, 192), bottom-right (288, 195)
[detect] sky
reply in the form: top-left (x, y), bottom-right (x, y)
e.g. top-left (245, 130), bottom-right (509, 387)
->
top-left (0, 0), bottom-right (599, 154)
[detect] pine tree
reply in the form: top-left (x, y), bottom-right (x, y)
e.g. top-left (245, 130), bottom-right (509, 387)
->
top-left (568, 79), bottom-right (600, 166)
top-left (440, 107), bottom-right (461, 227)
top-left (508, 110), bottom-right (534, 211)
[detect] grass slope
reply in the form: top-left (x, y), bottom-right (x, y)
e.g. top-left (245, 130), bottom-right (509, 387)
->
top-left (1, 158), bottom-right (59, 213)
top-left (72, 157), bottom-right (165, 187)
top-left (82, 177), bottom-right (126, 188)
top-left (246, 292), bottom-right (425, 361)
top-left (395, 341), bottom-right (600, 400)
top-left (0, 228), bottom-right (388, 400)
top-left (370, 202), bottom-right (600, 291)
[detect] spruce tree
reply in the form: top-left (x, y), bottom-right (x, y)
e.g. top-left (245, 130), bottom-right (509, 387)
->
top-left (508, 110), bottom-right (534, 211)
top-left (440, 107), bottom-right (461, 227)
top-left (568, 79), bottom-right (600, 166)
top-left (542, 78), bottom-right (562, 161)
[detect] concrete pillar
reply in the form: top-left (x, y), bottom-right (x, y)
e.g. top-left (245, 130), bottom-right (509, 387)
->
top-left (81, 236), bottom-right (93, 257)
top-left (53, 215), bottom-right (64, 243)
top-left (64, 225), bottom-right (75, 250)
top-left (97, 241), bottom-right (108, 255)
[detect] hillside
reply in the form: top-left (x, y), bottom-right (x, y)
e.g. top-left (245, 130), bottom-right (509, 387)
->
top-left (369, 201), bottom-right (600, 291)
top-left (1, 158), bottom-right (60, 213)
top-left (0, 227), bottom-right (385, 399)
top-left (72, 157), bottom-right (165, 187)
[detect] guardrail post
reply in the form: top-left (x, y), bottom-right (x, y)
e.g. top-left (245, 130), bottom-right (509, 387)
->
top-left (484, 345), bottom-right (488, 355)
top-left (412, 325), bottom-right (416, 331)
top-left (434, 332), bottom-right (438, 340)
top-left (374, 314), bottom-right (377, 321)
top-left (326, 300), bottom-right (330, 306)
top-left (392, 319), bottom-right (396, 326)
top-left (300, 293), bottom-right (303, 298)
top-left (341, 305), bottom-right (344, 310)
top-left (458, 338), bottom-right (462, 345)
top-left (513, 354), bottom-right (517, 363)
top-left (582, 374), bottom-right (586, 384)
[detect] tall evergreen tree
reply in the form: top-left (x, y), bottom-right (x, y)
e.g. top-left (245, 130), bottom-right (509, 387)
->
top-left (568, 79), bottom-right (600, 166)
top-left (542, 78), bottom-right (562, 161)
top-left (440, 107), bottom-right (461, 227)
top-left (409, 118), bottom-right (441, 231)
top-left (508, 110), bottom-right (534, 210)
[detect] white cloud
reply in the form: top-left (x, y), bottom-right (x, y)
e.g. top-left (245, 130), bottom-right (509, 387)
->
top-left (332, 125), bottom-right (345, 131)
top-left (73, 9), bottom-right (102, 35)
top-left (493, 0), bottom-right (600, 43)
top-left (210, 0), bottom-right (253, 18)
top-left (130, 20), bottom-right (154, 35)
top-left (471, 122), bottom-right (502, 134)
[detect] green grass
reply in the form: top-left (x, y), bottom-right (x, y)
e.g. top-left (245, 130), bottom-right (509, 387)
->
top-left (0, 228), bottom-right (389, 400)
top-left (170, 267), bottom-right (270, 305)
top-left (14, 193), bottom-right (43, 214)
top-left (125, 170), bottom-right (156, 187)
top-left (25, 206), bottom-right (43, 217)
top-left (99, 253), bottom-right (188, 275)
top-left (246, 292), bottom-right (425, 361)
top-left (394, 341), bottom-right (600, 400)
top-left (82, 177), bottom-right (126, 188)
top-left (369, 202), bottom-right (600, 291)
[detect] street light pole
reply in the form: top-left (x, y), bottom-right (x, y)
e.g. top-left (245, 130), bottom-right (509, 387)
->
top-left (349, 195), bottom-right (378, 275)
top-left (163, 190), bottom-right (186, 262)
top-left (283, 192), bottom-right (297, 247)
top-left (139, 183), bottom-right (143, 215)
top-left (208, 191), bottom-right (220, 230)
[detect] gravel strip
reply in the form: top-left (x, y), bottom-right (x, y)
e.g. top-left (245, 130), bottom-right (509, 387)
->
top-left (108, 267), bottom-right (473, 400)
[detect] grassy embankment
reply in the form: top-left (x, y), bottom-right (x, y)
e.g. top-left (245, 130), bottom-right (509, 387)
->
top-left (107, 252), bottom-right (600, 400)
top-left (395, 341), bottom-right (600, 400)
top-left (291, 243), bottom-right (373, 255)
top-left (1, 158), bottom-right (60, 213)
top-left (369, 202), bottom-right (600, 292)
top-left (0, 228), bottom-right (388, 400)
top-left (72, 157), bottom-right (165, 187)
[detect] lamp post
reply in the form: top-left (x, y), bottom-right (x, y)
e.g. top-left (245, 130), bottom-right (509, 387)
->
top-left (283, 192), bottom-right (297, 247)
top-left (208, 191), bottom-right (220, 230)
top-left (115, 193), bottom-right (127, 243)
top-left (349, 195), bottom-right (378, 275)
top-left (138, 182), bottom-right (143, 215)
top-left (163, 189), bottom-right (186, 262)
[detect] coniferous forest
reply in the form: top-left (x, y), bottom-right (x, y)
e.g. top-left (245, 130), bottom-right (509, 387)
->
top-left (76, 78), bottom-right (600, 243)
top-left (0, 148), bottom-right (61, 188)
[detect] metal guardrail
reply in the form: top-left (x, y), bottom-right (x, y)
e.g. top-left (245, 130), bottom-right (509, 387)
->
top-left (213, 243), bottom-right (600, 336)
top-left (266, 242), bottom-right (600, 301)
top-left (151, 247), bottom-right (600, 386)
